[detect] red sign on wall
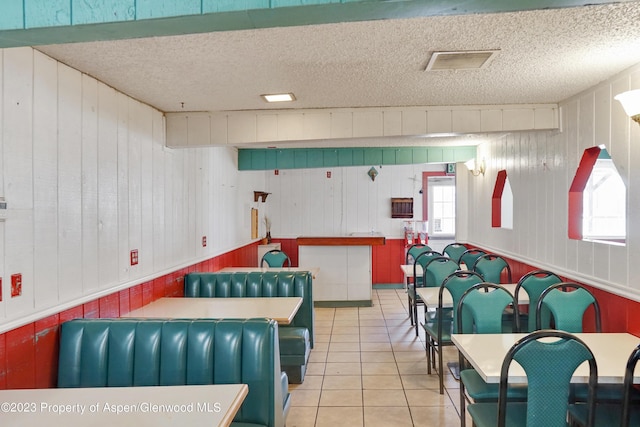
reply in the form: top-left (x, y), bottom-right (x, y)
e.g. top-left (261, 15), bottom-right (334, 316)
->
top-left (11, 274), bottom-right (21, 297)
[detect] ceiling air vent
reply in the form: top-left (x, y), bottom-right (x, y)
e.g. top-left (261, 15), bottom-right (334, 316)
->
top-left (425, 50), bottom-right (499, 71)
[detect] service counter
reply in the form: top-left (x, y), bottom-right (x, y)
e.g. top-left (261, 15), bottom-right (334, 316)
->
top-left (297, 234), bottom-right (385, 307)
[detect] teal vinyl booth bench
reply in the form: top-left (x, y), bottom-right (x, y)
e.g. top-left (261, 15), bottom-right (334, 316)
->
top-left (58, 318), bottom-right (290, 427)
top-left (184, 271), bottom-right (314, 384)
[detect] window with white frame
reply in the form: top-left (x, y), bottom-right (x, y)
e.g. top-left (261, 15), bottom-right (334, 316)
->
top-left (582, 154), bottom-right (626, 243)
top-left (428, 177), bottom-right (456, 237)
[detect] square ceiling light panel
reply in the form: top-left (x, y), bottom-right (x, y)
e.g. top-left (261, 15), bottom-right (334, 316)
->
top-left (261, 93), bottom-right (296, 102)
top-left (425, 50), bottom-right (499, 71)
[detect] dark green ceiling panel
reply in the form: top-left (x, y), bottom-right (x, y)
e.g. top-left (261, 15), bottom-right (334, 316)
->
top-left (338, 149), bottom-right (353, 166)
top-left (265, 149), bottom-right (278, 170)
top-left (428, 149), bottom-right (444, 163)
top-left (364, 149), bottom-right (383, 166)
top-left (455, 146), bottom-right (477, 161)
top-left (237, 150), bottom-right (252, 170)
top-left (0, 0), bottom-right (629, 48)
top-left (277, 150), bottom-right (295, 169)
top-left (307, 149), bottom-right (324, 168)
top-left (352, 149), bottom-right (365, 166)
top-left (396, 149), bottom-right (414, 164)
top-left (412, 148), bottom-right (428, 164)
top-left (382, 149), bottom-right (398, 165)
top-left (323, 149), bottom-right (339, 167)
top-left (294, 150), bottom-right (308, 168)
top-left (251, 150), bottom-right (267, 170)
top-left (237, 146), bottom-right (475, 170)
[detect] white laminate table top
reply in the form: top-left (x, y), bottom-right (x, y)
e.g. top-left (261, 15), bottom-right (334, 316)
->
top-left (400, 263), bottom-right (467, 278)
top-left (0, 383), bottom-right (247, 426)
top-left (416, 283), bottom-right (524, 308)
top-left (122, 297), bottom-right (302, 325)
top-left (218, 266), bottom-right (320, 279)
top-left (452, 332), bottom-right (640, 384)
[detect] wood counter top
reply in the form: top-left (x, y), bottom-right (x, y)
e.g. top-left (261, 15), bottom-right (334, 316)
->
top-left (297, 236), bottom-right (386, 246)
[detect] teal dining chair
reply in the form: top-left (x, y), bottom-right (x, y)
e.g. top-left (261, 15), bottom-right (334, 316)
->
top-left (405, 243), bottom-right (433, 265)
top-left (404, 243), bottom-right (433, 290)
top-left (514, 269), bottom-right (562, 332)
top-left (472, 253), bottom-right (512, 284)
top-left (467, 329), bottom-right (598, 427)
top-left (456, 283), bottom-right (526, 427)
top-left (459, 248), bottom-right (487, 270)
top-left (408, 250), bottom-right (441, 330)
top-left (443, 242), bottom-right (467, 264)
top-left (535, 282), bottom-right (613, 405)
top-left (422, 268), bottom-right (480, 394)
top-left (260, 249), bottom-right (291, 267)
top-left (535, 282), bottom-right (601, 332)
top-left (568, 344), bottom-right (640, 427)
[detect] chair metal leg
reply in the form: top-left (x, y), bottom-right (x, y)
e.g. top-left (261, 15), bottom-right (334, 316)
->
top-left (438, 340), bottom-right (445, 394)
top-left (409, 298), bottom-right (413, 326)
top-left (408, 294), bottom-right (414, 325)
top-left (460, 380), bottom-right (467, 427)
top-left (414, 300), bottom-right (419, 336)
top-left (426, 336), bottom-right (432, 375)
top-left (459, 351), bottom-right (467, 427)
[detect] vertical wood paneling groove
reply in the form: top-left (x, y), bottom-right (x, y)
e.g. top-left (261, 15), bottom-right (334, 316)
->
top-left (80, 74), bottom-right (99, 298)
top-left (0, 46), bottom-right (268, 334)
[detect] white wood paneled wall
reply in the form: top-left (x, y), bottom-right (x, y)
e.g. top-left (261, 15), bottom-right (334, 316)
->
top-left (262, 163), bottom-right (444, 240)
top-left (462, 62), bottom-right (640, 301)
top-left (0, 47), bottom-right (263, 332)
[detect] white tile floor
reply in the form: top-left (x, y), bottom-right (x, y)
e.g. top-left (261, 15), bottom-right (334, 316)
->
top-left (286, 289), bottom-right (470, 427)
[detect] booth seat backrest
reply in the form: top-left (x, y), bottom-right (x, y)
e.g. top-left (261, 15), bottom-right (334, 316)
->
top-left (184, 271), bottom-right (314, 347)
top-left (58, 318), bottom-right (285, 427)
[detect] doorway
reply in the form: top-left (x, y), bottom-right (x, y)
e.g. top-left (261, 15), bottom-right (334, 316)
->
top-left (422, 172), bottom-right (456, 253)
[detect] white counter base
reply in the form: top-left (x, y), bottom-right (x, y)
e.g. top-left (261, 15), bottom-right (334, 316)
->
top-left (299, 245), bottom-right (372, 306)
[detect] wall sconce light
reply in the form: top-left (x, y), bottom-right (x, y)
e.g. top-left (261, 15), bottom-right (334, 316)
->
top-left (368, 167), bottom-right (379, 181)
top-left (465, 158), bottom-right (485, 176)
top-left (614, 89), bottom-right (640, 125)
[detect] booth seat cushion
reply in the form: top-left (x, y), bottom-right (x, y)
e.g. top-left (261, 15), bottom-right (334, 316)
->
top-left (184, 271), bottom-right (314, 383)
top-left (58, 318), bottom-right (288, 427)
top-left (279, 327), bottom-right (310, 359)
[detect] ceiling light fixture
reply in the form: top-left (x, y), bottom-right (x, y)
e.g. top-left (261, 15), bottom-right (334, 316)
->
top-left (261, 93), bottom-right (296, 103)
top-left (614, 89), bottom-right (640, 125)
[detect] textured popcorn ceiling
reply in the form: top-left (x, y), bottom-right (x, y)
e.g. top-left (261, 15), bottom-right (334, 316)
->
top-left (38, 3), bottom-right (640, 116)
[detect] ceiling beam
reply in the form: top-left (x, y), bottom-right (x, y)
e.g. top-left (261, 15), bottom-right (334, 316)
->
top-left (0, 0), bottom-right (632, 48)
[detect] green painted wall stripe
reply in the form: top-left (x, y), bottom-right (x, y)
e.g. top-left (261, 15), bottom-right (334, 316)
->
top-left (0, 0), bottom-right (631, 48)
top-left (237, 146), bottom-right (476, 170)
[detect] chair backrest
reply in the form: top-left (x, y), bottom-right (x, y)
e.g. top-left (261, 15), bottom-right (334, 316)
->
top-left (459, 249), bottom-right (487, 270)
top-left (514, 269), bottom-right (562, 332)
top-left (472, 254), bottom-right (512, 283)
top-left (440, 271), bottom-right (484, 333)
top-left (496, 330), bottom-right (597, 427)
top-left (413, 250), bottom-right (441, 287)
top-left (261, 249), bottom-right (291, 267)
top-left (536, 282), bottom-right (602, 332)
top-left (457, 283), bottom-right (519, 334)
top-left (443, 243), bottom-right (467, 263)
top-left (622, 345), bottom-right (640, 427)
top-left (406, 243), bottom-right (432, 264)
top-left (424, 256), bottom-right (459, 289)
